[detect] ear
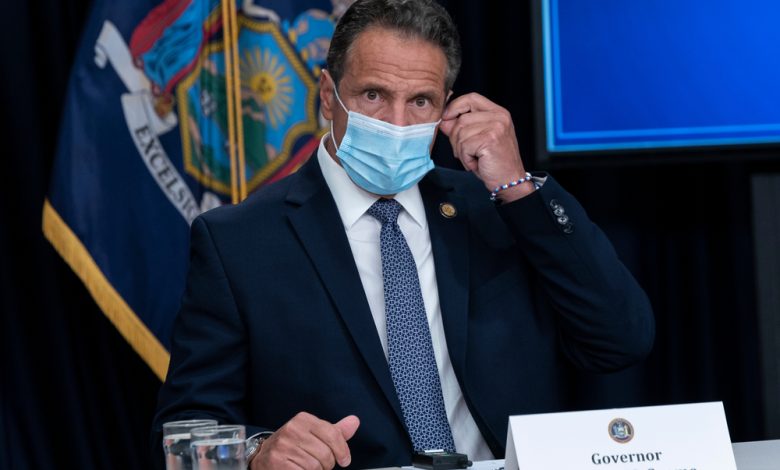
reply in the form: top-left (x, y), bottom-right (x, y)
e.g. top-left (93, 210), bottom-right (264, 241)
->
top-left (320, 70), bottom-right (336, 121)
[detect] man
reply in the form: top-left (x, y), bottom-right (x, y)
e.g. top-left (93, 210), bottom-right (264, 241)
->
top-left (152, 1), bottom-right (654, 469)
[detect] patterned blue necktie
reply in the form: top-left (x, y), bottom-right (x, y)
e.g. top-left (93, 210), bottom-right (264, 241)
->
top-left (367, 198), bottom-right (456, 452)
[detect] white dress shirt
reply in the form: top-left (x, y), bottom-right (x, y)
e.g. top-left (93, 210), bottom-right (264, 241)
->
top-left (317, 135), bottom-right (494, 460)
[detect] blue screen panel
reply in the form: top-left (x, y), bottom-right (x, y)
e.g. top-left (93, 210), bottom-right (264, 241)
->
top-left (543, 0), bottom-right (780, 152)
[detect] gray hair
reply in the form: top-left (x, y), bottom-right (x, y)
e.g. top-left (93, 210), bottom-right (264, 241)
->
top-left (326, 0), bottom-right (462, 91)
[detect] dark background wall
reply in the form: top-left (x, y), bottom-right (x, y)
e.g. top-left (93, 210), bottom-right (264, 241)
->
top-left (2, 1), bottom-right (778, 468)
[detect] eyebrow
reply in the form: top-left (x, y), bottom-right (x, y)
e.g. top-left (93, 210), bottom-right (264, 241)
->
top-left (354, 83), bottom-right (444, 103)
top-left (354, 82), bottom-right (392, 95)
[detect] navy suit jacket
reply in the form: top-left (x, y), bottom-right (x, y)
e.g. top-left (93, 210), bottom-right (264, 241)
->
top-left (152, 155), bottom-right (654, 468)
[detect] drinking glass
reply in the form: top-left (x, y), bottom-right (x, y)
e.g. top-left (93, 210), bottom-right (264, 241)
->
top-left (191, 424), bottom-right (246, 441)
top-left (190, 425), bottom-right (247, 470)
top-left (162, 419), bottom-right (219, 470)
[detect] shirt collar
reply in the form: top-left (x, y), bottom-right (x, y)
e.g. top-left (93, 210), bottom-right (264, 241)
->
top-left (317, 133), bottom-right (427, 230)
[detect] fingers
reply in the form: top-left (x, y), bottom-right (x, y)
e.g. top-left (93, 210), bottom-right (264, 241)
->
top-left (253, 412), bottom-right (359, 470)
top-left (438, 92), bottom-right (526, 190)
top-left (450, 117), bottom-right (498, 156)
top-left (312, 415), bottom-right (358, 467)
top-left (440, 93), bottom-right (498, 138)
top-left (442, 92), bottom-right (501, 120)
top-left (441, 108), bottom-right (490, 141)
top-left (442, 95), bottom-right (513, 144)
top-left (287, 448), bottom-right (326, 470)
top-left (456, 130), bottom-right (493, 172)
top-left (300, 424), bottom-right (341, 469)
top-left (438, 117), bottom-right (456, 137)
top-left (444, 108), bottom-right (514, 165)
top-left (443, 93), bottom-right (513, 134)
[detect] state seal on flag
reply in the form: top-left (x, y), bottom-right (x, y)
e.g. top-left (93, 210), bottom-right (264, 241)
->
top-left (177, 16), bottom-right (322, 196)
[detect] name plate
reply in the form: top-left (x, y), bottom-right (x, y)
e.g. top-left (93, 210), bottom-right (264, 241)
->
top-left (505, 402), bottom-right (737, 470)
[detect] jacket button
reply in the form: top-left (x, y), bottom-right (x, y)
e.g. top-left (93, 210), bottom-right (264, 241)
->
top-left (557, 215), bottom-right (569, 225)
top-left (553, 207), bottom-right (565, 217)
top-left (549, 199), bottom-right (561, 209)
top-left (563, 223), bottom-right (574, 234)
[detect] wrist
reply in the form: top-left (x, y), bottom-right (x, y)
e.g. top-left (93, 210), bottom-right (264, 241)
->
top-left (489, 172), bottom-right (536, 203)
top-left (496, 179), bottom-right (536, 202)
top-left (246, 431), bottom-right (273, 468)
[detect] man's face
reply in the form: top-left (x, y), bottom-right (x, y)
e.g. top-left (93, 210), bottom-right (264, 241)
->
top-left (321, 26), bottom-right (449, 150)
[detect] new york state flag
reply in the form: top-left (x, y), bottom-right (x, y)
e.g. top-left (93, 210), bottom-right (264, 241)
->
top-left (44, 0), bottom-right (354, 380)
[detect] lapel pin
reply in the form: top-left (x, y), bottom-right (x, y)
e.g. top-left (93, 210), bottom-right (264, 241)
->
top-left (439, 202), bottom-right (457, 218)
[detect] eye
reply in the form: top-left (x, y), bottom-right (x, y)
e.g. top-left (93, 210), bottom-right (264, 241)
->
top-left (414, 97), bottom-right (429, 107)
top-left (365, 90), bottom-right (379, 101)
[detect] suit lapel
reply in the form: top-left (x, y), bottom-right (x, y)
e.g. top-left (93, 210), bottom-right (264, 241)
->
top-left (419, 170), bottom-right (471, 382)
top-left (285, 156), bottom-right (405, 425)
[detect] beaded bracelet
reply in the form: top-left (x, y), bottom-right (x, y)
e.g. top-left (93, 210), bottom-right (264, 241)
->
top-left (490, 172), bottom-right (533, 201)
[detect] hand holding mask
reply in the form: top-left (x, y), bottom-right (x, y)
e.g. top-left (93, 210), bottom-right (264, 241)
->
top-left (439, 93), bottom-right (533, 202)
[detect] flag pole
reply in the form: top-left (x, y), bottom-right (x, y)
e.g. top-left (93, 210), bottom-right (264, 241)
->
top-left (221, 0), bottom-right (240, 204)
top-left (228, 0), bottom-right (248, 201)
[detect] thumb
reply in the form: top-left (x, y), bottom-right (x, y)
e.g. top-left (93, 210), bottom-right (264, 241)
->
top-left (334, 415), bottom-right (360, 441)
top-left (439, 118), bottom-right (455, 137)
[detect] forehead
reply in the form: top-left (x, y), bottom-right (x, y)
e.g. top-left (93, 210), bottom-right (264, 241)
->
top-left (342, 27), bottom-right (448, 94)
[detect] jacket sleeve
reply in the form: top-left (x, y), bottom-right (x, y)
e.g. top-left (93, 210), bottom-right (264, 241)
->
top-left (497, 174), bottom-right (655, 372)
top-left (149, 216), bottom-right (269, 468)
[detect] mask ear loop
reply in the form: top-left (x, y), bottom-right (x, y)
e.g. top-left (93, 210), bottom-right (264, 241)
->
top-left (324, 69), bottom-right (349, 151)
top-left (332, 84), bottom-right (349, 114)
top-left (329, 118), bottom-right (340, 151)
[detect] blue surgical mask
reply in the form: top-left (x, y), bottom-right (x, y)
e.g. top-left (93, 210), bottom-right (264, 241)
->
top-left (330, 85), bottom-right (438, 195)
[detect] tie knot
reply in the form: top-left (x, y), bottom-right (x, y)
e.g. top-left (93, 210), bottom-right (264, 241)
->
top-left (367, 198), bottom-right (402, 225)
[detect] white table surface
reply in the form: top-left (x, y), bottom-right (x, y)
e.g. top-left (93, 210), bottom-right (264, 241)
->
top-left (732, 439), bottom-right (780, 469)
